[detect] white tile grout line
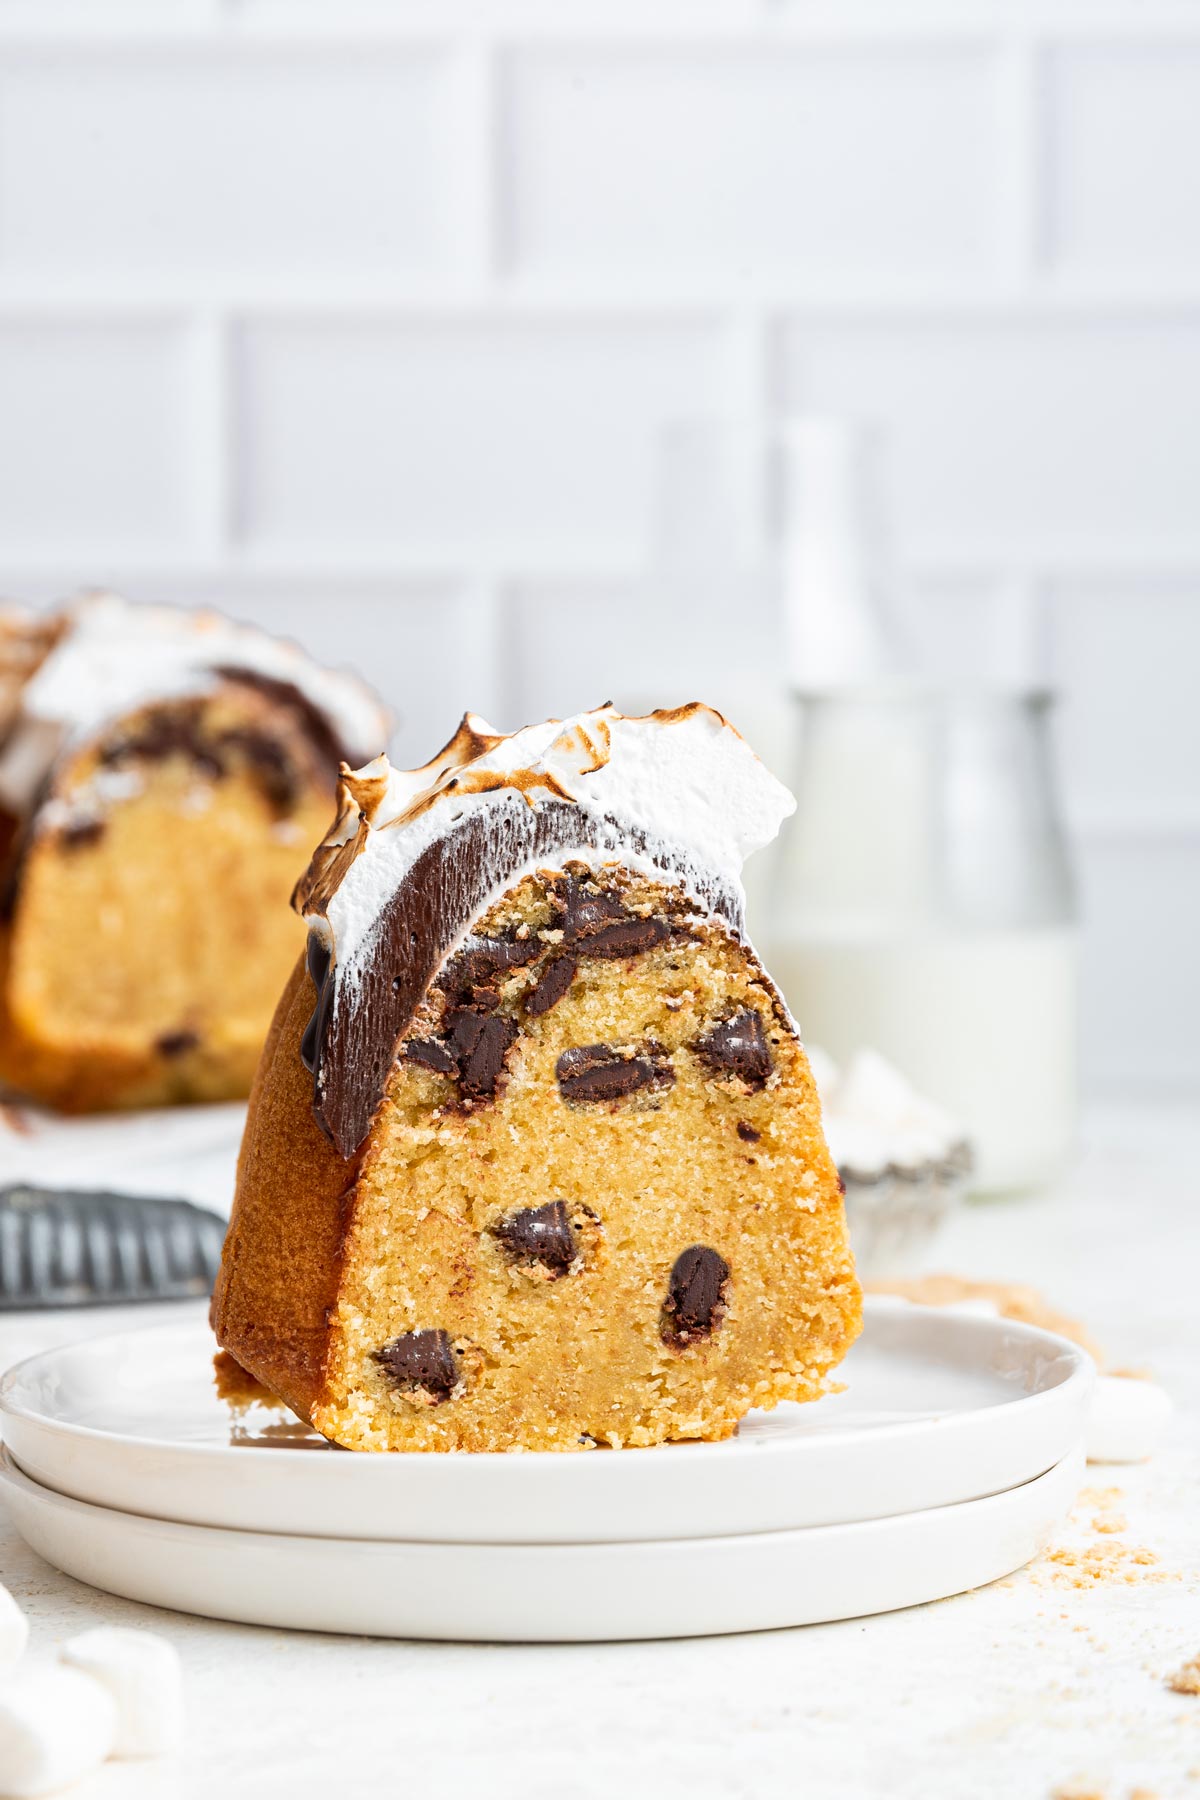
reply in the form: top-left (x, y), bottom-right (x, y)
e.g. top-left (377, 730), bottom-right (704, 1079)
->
top-left (4, 549), bottom-right (1200, 585)
top-left (3, 16), bottom-right (1200, 48)
top-left (4, 286), bottom-right (1200, 318)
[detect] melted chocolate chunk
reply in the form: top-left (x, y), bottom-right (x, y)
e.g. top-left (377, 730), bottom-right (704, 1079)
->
top-left (405, 1037), bottom-right (458, 1077)
top-left (577, 917), bottom-right (670, 959)
top-left (663, 1246), bottom-right (730, 1343)
top-left (156, 1029), bottom-right (199, 1058)
top-left (213, 726), bottom-right (299, 813)
top-left (695, 1009), bottom-right (773, 1090)
top-left (97, 705), bottom-right (222, 779)
top-left (96, 701), bottom-right (306, 815)
top-left (59, 817), bottom-right (104, 850)
top-left (440, 935), bottom-right (541, 1006)
top-left (524, 954), bottom-right (577, 1018)
top-left (736, 1120), bottom-right (761, 1144)
top-left (446, 1007), bottom-right (518, 1098)
top-left (493, 1201), bottom-right (577, 1276)
top-left (556, 1043), bottom-right (675, 1104)
top-left (558, 877), bottom-right (670, 959)
top-left (373, 1329), bottom-right (459, 1402)
top-left (560, 877), bottom-right (627, 942)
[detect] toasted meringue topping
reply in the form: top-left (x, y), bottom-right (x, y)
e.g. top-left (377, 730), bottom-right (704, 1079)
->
top-left (297, 702), bottom-right (795, 978)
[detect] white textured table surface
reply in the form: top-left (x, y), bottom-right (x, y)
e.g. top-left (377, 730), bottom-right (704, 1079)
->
top-left (1, 1100), bottom-right (1197, 1800)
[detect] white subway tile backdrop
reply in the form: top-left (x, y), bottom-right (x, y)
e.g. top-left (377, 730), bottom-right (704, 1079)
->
top-left (0, 0), bottom-right (1196, 1092)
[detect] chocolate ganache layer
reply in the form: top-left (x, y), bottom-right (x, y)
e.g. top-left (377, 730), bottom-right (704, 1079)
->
top-left (294, 706), bottom-right (797, 1160)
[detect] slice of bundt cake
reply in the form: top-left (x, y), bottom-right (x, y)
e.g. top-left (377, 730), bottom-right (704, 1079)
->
top-left (212, 705), bottom-right (862, 1451)
top-left (0, 592), bottom-right (388, 1111)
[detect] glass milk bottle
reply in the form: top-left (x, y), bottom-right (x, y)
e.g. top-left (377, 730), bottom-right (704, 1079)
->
top-left (765, 421), bottom-right (1078, 1192)
top-left (769, 687), bottom-right (1079, 1193)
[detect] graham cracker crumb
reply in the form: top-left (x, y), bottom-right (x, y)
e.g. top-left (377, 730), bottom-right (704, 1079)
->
top-left (1038, 1541), bottom-right (1170, 1589)
top-left (1078, 1485), bottom-right (1129, 1535)
top-left (868, 1273), bottom-right (1105, 1364)
top-left (1167, 1655), bottom-right (1200, 1697)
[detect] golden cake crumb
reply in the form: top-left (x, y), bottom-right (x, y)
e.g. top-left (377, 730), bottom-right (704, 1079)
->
top-left (213, 1348), bottom-right (281, 1413)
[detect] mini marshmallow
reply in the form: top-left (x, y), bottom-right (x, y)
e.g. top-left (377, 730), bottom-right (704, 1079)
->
top-left (60, 1627), bottom-right (183, 1758)
top-left (0, 1585), bottom-right (28, 1674)
top-left (1086, 1374), bottom-right (1173, 1464)
top-left (0, 1665), bottom-right (116, 1797)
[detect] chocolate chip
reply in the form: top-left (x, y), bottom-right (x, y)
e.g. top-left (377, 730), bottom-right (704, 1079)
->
top-left (556, 1043), bottom-right (675, 1104)
top-left (493, 1201), bottom-right (577, 1276)
top-left (525, 955), bottom-right (577, 1018)
top-left (695, 1010), bottom-right (773, 1089)
top-left (60, 817), bottom-right (104, 850)
top-left (576, 917), bottom-right (670, 959)
top-left (560, 877), bottom-right (627, 942)
top-left (736, 1120), bottom-right (760, 1144)
top-left (440, 935), bottom-right (541, 1005)
top-left (663, 1246), bottom-right (730, 1343)
top-left (373, 1330), bottom-right (459, 1402)
top-left (558, 877), bottom-right (671, 959)
top-left (215, 726), bottom-right (300, 814)
top-left (837, 1172), bottom-right (846, 1195)
top-left (446, 1007), bottom-right (517, 1098)
top-left (406, 1037), bottom-right (458, 1077)
top-left (156, 1029), bottom-right (199, 1059)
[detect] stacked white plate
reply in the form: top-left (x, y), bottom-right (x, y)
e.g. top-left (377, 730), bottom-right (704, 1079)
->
top-left (0, 1298), bottom-right (1092, 1642)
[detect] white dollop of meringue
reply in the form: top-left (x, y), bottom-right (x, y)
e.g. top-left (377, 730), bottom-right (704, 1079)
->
top-left (809, 1046), bottom-right (967, 1175)
top-left (313, 704), bottom-right (795, 987)
top-left (0, 590), bottom-right (390, 814)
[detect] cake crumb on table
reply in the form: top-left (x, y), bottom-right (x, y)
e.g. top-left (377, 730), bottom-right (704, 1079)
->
top-left (1166, 1655), bottom-right (1200, 1696)
top-left (1038, 1541), bottom-right (1171, 1589)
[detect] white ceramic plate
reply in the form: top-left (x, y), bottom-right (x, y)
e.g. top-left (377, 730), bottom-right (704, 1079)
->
top-left (0, 1299), bottom-right (1092, 1543)
top-left (0, 1443), bottom-right (1083, 1642)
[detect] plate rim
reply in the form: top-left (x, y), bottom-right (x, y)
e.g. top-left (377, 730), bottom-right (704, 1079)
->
top-left (0, 1295), bottom-right (1095, 1472)
top-left (0, 1437), bottom-right (1080, 1551)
